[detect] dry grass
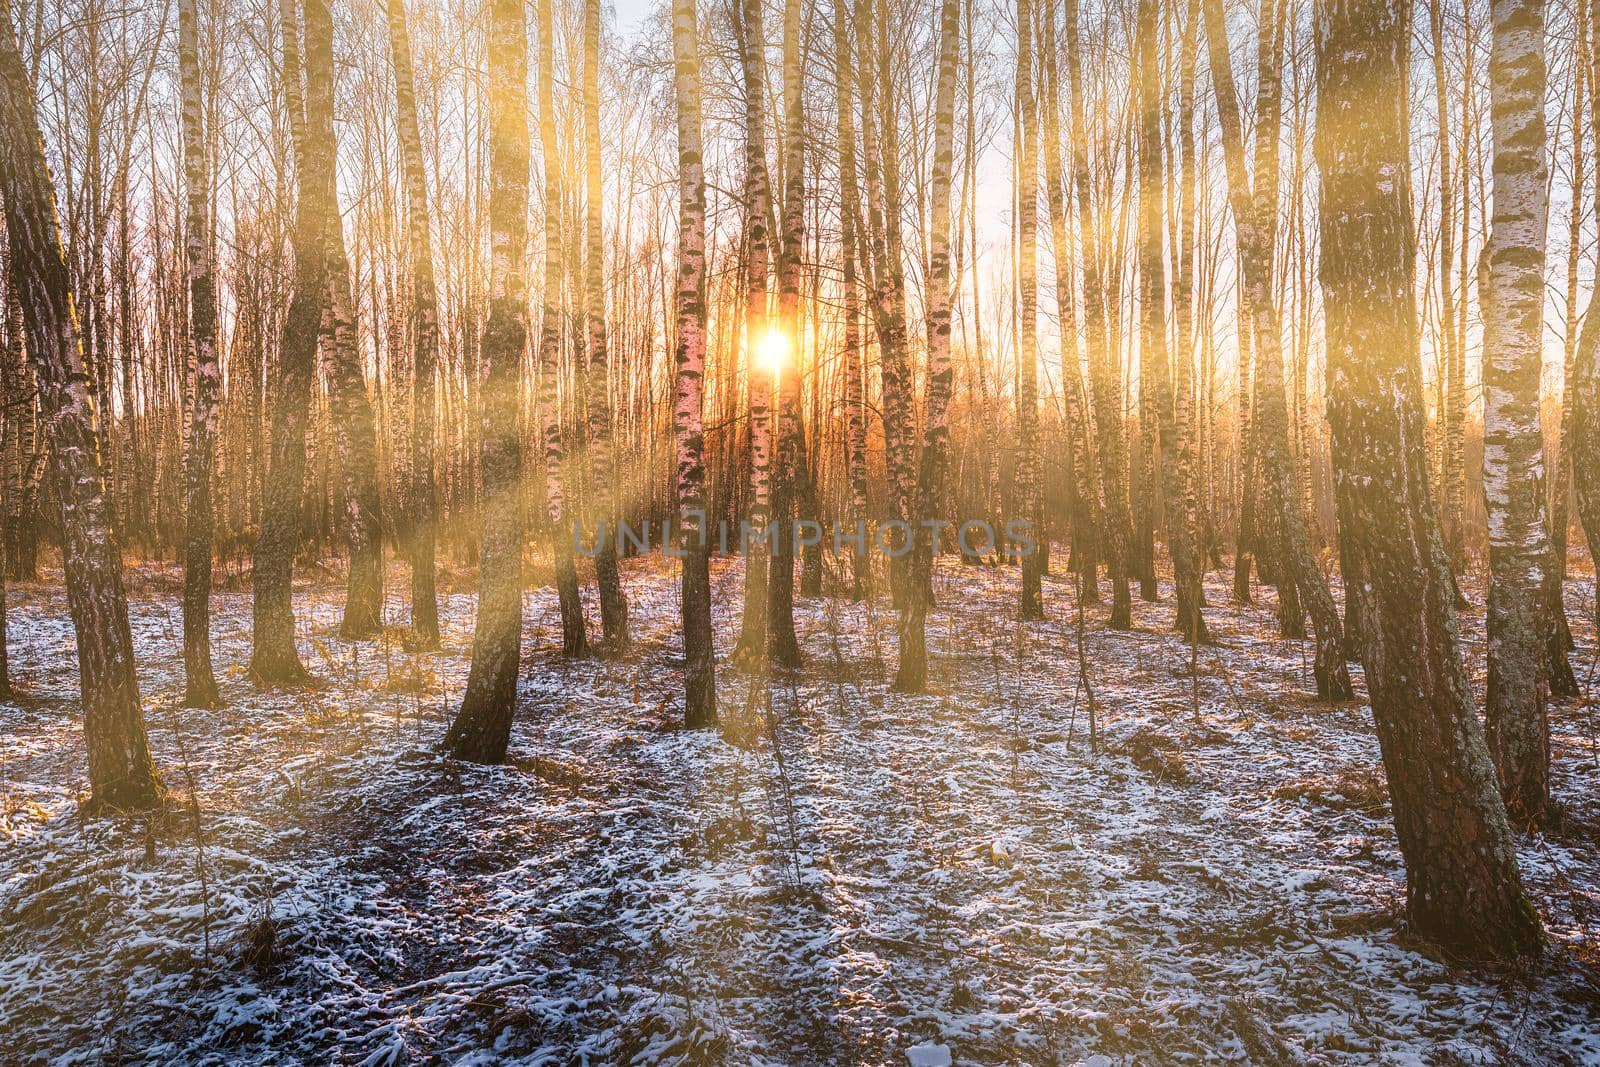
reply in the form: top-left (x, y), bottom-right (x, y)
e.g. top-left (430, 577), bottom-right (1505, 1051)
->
top-left (1274, 764), bottom-right (1390, 816)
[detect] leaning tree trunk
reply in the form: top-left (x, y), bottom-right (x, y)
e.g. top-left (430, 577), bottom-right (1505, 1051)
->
top-left (583, 0), bottom-right (629, 651)
top-left (767, 0), bottom-right (806, 669)
top-left (732, 0), bottom-right (775, 668)
top-left (0, 0), bottom-right (161, 809)
top-left (178, 0), bottom-right (222, 707)
top-left (894, 0), bottom-right (960, 690)
top-left (1481, 0), bottom-right (1554, 826)
top-left (251, 0), bottom-right (326, 686)
top-left (386, 0), bottom-right (440, 647)
top-left (1204, 0), bottom-right (1351, 698)
top-left (669, 0), bottom-right (717, 728)
top-left (536, 0), bottom-right (587, 657)
top-left (1314, 0), bottom-right (1542, 959)
top-left (443, 0), bottom-right (529, 763)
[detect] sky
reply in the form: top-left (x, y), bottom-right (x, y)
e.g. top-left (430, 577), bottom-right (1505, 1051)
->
top-left (611, 0), bottom-right (654, 44)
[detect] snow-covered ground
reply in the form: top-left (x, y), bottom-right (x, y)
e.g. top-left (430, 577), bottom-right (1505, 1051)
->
top-left (1, 554), bottom-right (1598, 1064)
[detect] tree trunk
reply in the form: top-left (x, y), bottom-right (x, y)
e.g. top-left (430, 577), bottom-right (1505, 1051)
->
top-left (315, 49), bottom-right (386, 641)
top-left (1204, 0), bottom-right (1351, 698)
top-left (1546, 0), bottom-right (1584, 701)
top-left (733, 0), bottom-right (775, 667)
top-left (767, 0), bottom-right (806, 668)
top-left (536, 0), bottom-right (587, 658)
top-left (836, 0), bottom-right (870, 602)
top-left (894, 0), bottom-right (960, 690)
top-left (443, 0), bottom-right (529, 763)
top-left (1012, 0), bottom-right (1044, 622)
top-left (1171, 0), bottom-right (1211, 642)
top-left (251, 0), bottom-right (325, 686)
top-left (1481, 0), bottom-right (1553, 825)
top-left (858, 0), bottom-right (915, 614)
top-left (1576, 0), bottom-right (1600, 636)
top-left (178, 0), bottom-right (221, 707)
top-left (669, 0), bottom-right (717, 727)
top-left (583, 0), bottom-right (629, 651)
top-left (1133, 0), bottom-right (1168, 616)
top-left (1040, 0), bottom-right (1103, 612)
top-left (5, 278), bottom-right (38, 583)
top-left (0, 0), bottom-right (161, 809)
top-left (1314, 0), bottom-right (1542, 959)
top-left (1065, 0), bottom-right (1133, 627)
top-left (386, 0), bottom-right (440, 648)
top-left (1430, 0), bottom-right (1468, 570)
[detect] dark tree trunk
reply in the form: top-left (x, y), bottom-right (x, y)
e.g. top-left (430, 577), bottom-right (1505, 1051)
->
top-left (443, 0), bottom-right (529, 763)
top-left (1314, 0), bottom-right (1543, 958)
top-left (251, 0), bottom-right (325, 686)
top-left (0, 2), bottom-right (161, 809)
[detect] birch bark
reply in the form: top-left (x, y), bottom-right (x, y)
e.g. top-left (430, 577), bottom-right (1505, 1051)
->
top-left (1315, 0), bottom-right (1542, 957)
top-left (1481, 0), bottom-right (1553, 824)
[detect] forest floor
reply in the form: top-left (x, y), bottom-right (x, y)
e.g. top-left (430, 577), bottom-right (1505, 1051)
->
top-left (2, 552), bottom-right (1600, 1065)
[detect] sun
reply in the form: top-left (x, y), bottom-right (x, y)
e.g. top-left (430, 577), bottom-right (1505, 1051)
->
top-left (756, 328), bottom-right (788, 378)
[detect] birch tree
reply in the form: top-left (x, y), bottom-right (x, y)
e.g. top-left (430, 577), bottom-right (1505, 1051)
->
top-left (537, 0), bottom-right (587, 657)
top-left (1065, 0), bottom-right (1135, 628)
top-left (385, 0), bottom-right (440, 647)
top-left (1314, 0), bottom-right (1543, 958)
top-left (443, 0), bottom-right (529, 762)
top-left (1040, 0), bottom-right (1104, 609)
top-left (316, 11), bottom-right (386, 641)
top-left (0, 0), bottom-right (161, 809)
top-left (1574, 0), bottom-right (1600, 618)
top-left (836, 0), bottom-right (870, 601)
top-left (895, 0), bottom-right (961, 690)
top-left (768, 0), bottom-right (806, 668)
top-left (669, 0), bottom-right (716, 727)
top-left (251, 0), bottom-right (328, 685)
top-left (1203, 0), bottom-right (1352, 698)
top-left (179, 0), bottom-right (222, 706)
top-left (733, 0), bottom-right (775, 667)
top-left (1014, 0), bottom-right (1043, 621)
top-left (1172, 0), bottom-right (1211, 641)
top-left (1481, 0), bottom-right (1553, 824)
top-left (583, 0), bottom-right (629, 650)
